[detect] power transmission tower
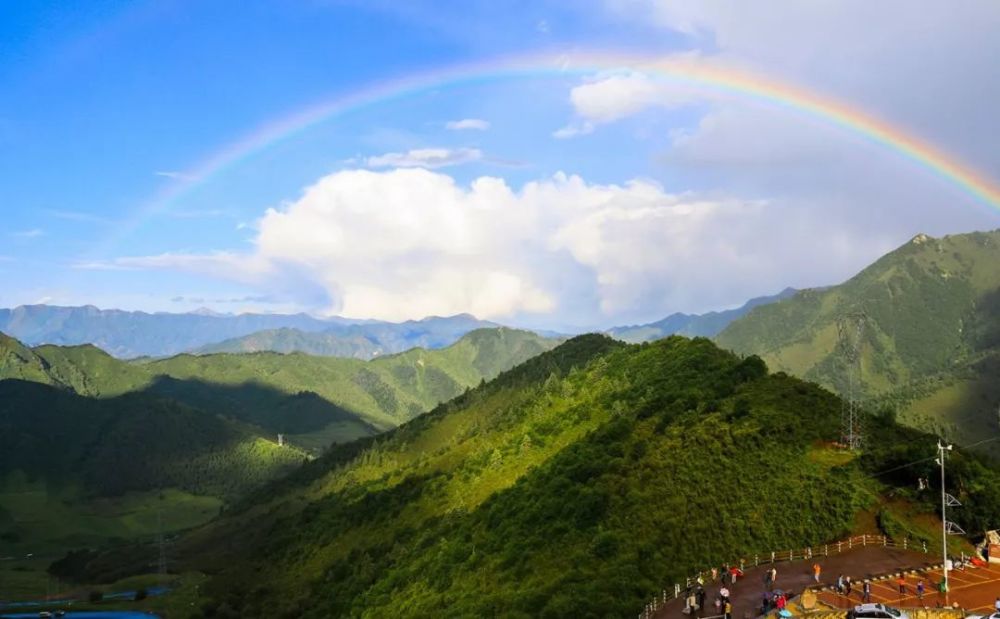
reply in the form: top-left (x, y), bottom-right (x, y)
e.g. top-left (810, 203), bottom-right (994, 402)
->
top-left (836, 311), bottom-right (867, 450)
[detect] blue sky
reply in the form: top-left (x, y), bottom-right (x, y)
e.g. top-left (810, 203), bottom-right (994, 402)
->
top-left (2, 1), bottom-right (999, 330)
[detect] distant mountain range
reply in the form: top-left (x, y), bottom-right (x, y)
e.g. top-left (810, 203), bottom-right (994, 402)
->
top-left (607, 287), bottom-right (798, 342)
top-left (716, 229), bottom-right (1000, 448)
top-left (0, 305), bottom-right (501, 359)
top-left (193, 314), bottom-right (502, 358)
top-left (0, 296), bottom-right (798, 361)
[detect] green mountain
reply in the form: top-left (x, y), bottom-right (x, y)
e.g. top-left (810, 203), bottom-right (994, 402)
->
top-left (1, 327), bottom-right (558, 454)
top-left (192, 327), bottom-right (386, 358)
top-left (715, 230), bottom-right (1000, 445)
top-left (0, 328), bottom-right (557, 563)
top-left (608, 287), bottom-right (797, 343)
top-left (192, 314), bottom-right (507, 359)
top-left (0, 380), bottom-right (306, 501)
top-left (157, 335), bottom-right (1000, 618)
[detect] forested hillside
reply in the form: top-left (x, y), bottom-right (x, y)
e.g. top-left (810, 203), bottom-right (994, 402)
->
top-left (0, 327), bottom-right (557, 563)
top-left (716, 230), bottom-right (1000, 446)
top-left (168, 335), bottom-right (1000, 618)
top-left (0, 327), bottom-right (558, 451)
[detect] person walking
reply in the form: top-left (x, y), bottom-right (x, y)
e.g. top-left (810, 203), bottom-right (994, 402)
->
top-left (769, 567), bottom-right (777, 590)
top-left (916, 580), bottom-right (925, 604)
top-left (813, 562), bottom-right (822, 584)
top-left (776, 593), bottom-right (787, 612)
top-left (724, 599), bottom-right (733, 619)
top-left (897, 576), bottom-right (907, 600)
top-left (863, 580), bottom-right (872, 603)
top-left (837, 574), bottom-right (845, 595)
top-left (993, 596), bottom-right (999, 614)
top-left (686, 588), bottom-right (697, 615)
top-left (720, 585), bottom-right (730, 602)
top-left (845, 576), bottom-right (853, 598)
top-left (764, 569), bottom-right (773, 592)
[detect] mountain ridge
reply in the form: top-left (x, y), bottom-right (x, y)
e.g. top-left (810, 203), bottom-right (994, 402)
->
top-left (715, 229), bottom-right (1000, 446)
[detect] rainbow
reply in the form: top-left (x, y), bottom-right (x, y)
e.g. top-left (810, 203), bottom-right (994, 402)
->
top-left (105, 52), bottom-right (1000, 251)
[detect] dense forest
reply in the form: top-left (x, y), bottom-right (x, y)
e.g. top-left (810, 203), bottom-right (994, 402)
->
top-left (167, 335), bottom-right (1000, 618)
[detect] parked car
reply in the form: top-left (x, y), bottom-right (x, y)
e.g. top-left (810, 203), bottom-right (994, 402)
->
top-left (849, 603), bottom-right (911, 619)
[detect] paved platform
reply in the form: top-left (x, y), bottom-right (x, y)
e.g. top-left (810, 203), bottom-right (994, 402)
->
top-left (651, 546), bottom-right (937, 619)
top-left (816, 561), bottom-right (1000, 615)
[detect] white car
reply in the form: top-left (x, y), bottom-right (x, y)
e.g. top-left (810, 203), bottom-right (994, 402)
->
top-left (850, 603), bottom-right (911, 619)
top-left (965, 614), bottom-right (1000, 619)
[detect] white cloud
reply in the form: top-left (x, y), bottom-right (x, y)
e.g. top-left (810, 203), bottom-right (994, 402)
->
top-left (365, 147), bottom-right (483, 168)
top-left (445, 118), bottom-right (491, 131)
top-left (11, 229), bottom-right (44, 239)
top-left (552, 122), bottom-right (594, 139)
top-left (155, 170), bottom-right (199, 181)
top-left (575, 1), bottom-right (1000, 250)
top-left (100, 167), bottom-right (883, 325)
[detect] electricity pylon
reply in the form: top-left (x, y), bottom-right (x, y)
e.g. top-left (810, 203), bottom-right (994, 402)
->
top-left (836, 311), bottom-right (868, 450)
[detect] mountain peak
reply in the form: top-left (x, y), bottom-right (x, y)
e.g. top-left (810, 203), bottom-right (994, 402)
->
top-left (910, 232), bottom-right (933, 245)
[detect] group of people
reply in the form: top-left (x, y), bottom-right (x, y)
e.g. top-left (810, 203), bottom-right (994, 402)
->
top-left (683, 564), bottom-right (745, 619)
top-left (831, 572), bottom-right (873, 602)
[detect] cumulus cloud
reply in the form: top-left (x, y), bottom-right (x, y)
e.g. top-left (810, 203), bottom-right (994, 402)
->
top-left (101, 167), bottom-right (885, 325)
top-left (365, 147), bottom-right (483, 168)
top-left (445, 118), bottom-right (491, 131)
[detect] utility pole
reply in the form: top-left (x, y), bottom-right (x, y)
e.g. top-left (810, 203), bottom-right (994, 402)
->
top-left (157, 508), bottom-right (168, 590)
top-left (937, 441), bottom-right (963, 599)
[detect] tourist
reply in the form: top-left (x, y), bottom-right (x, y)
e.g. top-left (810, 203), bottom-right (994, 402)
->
top-left (837, 574), bottom-right (844, 594)
top-left (863, 580), bottom-right (872, 603)
top-left (813, 562), bottom-right (822, 584)
top-left (769, 567), bottom-right (777, 589)
top-left (776, 593), bottom-right (787, 612)
top-left (897, 576), bottom-right (906, 598)
top-left (994, 596), bottom-right (999, 613)
top-left (720, 585), bottom-right (730, 602)
top-left (845, 576), bottom-right (852, 597)
top-left (724, 599), bottom-right (733, 619)
top-left (761, 592), bottom-right (771, 614)
top-left (916, 580), bottom-right (925, 603)
top-left (696, 585), bottom-right (706, 611)
top-left (731, 566), bottom-right (744, 585)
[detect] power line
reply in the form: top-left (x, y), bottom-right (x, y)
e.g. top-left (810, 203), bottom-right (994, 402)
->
top-left (868, 435), bottom-right (1000, 478)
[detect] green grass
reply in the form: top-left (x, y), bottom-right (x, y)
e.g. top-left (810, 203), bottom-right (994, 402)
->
top-left (0, 478), bottom-right (221, 553)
